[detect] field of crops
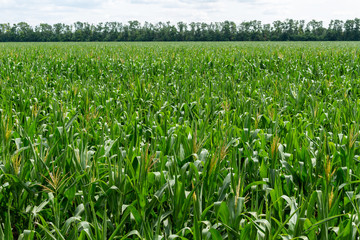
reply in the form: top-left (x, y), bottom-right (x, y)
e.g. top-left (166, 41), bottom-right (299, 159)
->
top-left (1, 42), bottom-right (360, 239)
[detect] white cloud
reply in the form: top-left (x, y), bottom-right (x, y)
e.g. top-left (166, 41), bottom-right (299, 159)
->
top-left (0, 0), bottom-right (359, 25)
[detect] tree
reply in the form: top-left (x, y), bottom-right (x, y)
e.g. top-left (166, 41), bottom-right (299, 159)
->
top-left (326, 20), bottom-right (343, 40)
top-left (344, 19), bottom-right (355, 40)
top-left (53, 23), bottom-right (65, 41)
top-left (177, 22), bottom-right (187, 41)
top-left (306, 20), bottom-right (325, 40)
top-left (16, 22), bottom-right (33, 41)
top-left (38, 23), bottom-right (53, 41)
top-left (1, 19), bottom-right (360, 42)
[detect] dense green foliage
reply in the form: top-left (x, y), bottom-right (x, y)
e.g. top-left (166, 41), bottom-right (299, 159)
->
top-left (1, 42), bottom-right (360, 239)
top-left (1, 19), bottom-right (360, 42)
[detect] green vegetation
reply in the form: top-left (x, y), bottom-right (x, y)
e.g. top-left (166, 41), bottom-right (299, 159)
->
top-left (1, 42), bottom-right (360, 239)
top-left (1, 19), bottom-right (360, 42)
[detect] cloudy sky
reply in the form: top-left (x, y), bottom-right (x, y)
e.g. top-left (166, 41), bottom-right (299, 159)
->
top-left (0, 0), bottom-right (358, 26)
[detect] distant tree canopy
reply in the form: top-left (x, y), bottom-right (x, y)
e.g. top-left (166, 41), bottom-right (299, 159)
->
top-left (1, 19), bottom-right (360, 42)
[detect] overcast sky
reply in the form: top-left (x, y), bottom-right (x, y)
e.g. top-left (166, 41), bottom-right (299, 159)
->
top-left (0, 0), bottom-right (359, 26)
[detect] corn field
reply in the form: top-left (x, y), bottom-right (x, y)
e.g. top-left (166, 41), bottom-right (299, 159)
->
top-left (1, 42), bottom-right (360, 239)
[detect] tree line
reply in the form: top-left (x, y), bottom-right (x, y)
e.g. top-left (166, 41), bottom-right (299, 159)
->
top-left (1, 19), bottom-right (360, 42)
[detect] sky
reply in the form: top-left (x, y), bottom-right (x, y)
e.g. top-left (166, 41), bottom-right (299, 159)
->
top-left (0, 0), bottom-right (359, 26)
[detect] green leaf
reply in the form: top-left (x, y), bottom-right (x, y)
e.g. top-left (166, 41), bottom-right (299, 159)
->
top-left (209, 228), bottom-right (223, 240)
